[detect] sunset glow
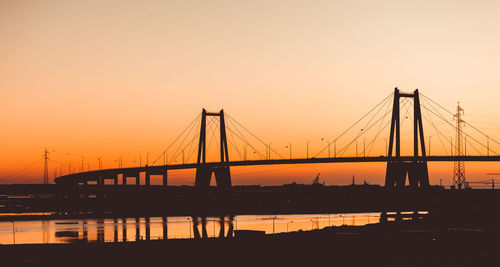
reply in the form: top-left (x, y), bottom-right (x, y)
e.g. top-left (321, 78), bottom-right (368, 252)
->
top-left (2, 0), bottom-right (500, 186)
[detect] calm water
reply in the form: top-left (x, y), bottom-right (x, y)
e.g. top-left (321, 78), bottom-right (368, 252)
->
top-left (0, 212), bottom-right (381, 245)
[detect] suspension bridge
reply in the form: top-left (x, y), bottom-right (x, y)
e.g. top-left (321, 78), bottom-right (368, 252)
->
top-left (47, 88), bottom-right (500, 190)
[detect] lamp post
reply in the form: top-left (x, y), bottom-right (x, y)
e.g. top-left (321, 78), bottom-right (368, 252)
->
top-left (321, 138), bottom-right (330, 158)
top-left (356, 140), bottom-right (358, 157)
top-left (428, 136), bottom-right (432, 156)
top-left (286, 143), bottom-right (292, 159)
top-left (268, 143), bottom-right (272, 160)
top-left (334, 140), bottom-right (336, 158)
top-left (307, 140), bottom-right (310, 159)
top-left (363, 138), bottom-right (366, 158)
top-left (286, 221), bottom-right (294, 232)
top-left (385, 138), bottom-right (388, 156)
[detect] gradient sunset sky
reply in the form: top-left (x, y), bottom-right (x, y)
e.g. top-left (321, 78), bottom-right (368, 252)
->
top-left (1, 0), bottom-right (500, 185)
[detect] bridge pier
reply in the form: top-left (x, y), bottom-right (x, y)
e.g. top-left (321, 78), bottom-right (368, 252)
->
top-left (195, 166), bottom-right (232, 192)
top-left (163, 169), bottom-right (168, 187)
top-left (145, 171), bottom-right (150, 186)
top-left (113, 174), bottom-right (118, 185)
top-left (122, 174), bottom-right (127, 185)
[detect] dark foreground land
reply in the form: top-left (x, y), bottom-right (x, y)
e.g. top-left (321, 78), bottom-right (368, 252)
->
top-left (1, 218), bottom-right (499, 267)
top-left (2, 184), bottom-right (500, 266)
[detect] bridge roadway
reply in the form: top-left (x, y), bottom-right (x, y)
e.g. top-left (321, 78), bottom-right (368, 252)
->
top-left (54, 155), bottom-right (500, 185)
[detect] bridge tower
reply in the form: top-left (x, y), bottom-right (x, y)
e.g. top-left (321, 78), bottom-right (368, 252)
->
top-left (195, 109), bottom-right (232, 192)
top-left (385, 88), bottom-right (430, 189)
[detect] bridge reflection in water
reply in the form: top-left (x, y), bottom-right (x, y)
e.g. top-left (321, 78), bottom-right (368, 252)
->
top-left (0, 213), bottom-right (386, 245)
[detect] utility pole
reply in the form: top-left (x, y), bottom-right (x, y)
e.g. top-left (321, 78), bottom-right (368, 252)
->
top-left (356, 140), bottom-right (358, 157)
top-left (428, 136), bottom-right (431, 156)
top-left (453, 102), bottom-right (466, 189)
top-left (487, 137), bottom-right (490, 156)
top-left (306, 141), bottom-right (310, 159)
top-left (286, 143), bottom-right (292, 160)
top-left (363, 139), bottom-right (366, 157)
top-left (334, 141), bottom-right (336, 158)
top-left (268, 143), bottom-right (272, 160)
top-left (43, 149), bottom-right (49, 184)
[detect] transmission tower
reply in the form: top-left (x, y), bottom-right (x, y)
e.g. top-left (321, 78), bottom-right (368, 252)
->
top-left (43, 149), bottom-right (49, 184)
top-left (453, 102), bottom-right (466, 189)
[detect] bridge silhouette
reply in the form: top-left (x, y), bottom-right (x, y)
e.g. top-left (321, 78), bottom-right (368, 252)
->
top-left (55, 88), bottom-right (500, 190)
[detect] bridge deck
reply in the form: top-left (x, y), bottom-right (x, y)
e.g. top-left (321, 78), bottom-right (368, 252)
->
top-left (54, 155), bottom-right (500, 184)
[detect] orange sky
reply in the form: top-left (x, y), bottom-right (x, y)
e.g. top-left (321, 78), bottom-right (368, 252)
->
top-left (1, 0), bottom-right (500, 186)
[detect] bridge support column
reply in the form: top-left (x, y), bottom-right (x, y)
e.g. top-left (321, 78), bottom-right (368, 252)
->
top-left (113, 174), bottom-right (118, 185)
top-left (122, 174), bottom-right (127, 185)
top-left (145, 169), bottom-right (150, 186)
top-left (195, 166), bottom-right (232, 192)
top-left (163, 169), bottom-right (168, 187)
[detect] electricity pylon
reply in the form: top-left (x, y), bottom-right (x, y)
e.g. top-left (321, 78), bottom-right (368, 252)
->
top-left (453, 102), bottom-right (466, 189)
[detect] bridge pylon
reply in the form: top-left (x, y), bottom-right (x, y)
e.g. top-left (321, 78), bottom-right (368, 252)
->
top-left (195, 109), bottom-right (232, 192)
top-left (385, 88), bottom-right (430, 189)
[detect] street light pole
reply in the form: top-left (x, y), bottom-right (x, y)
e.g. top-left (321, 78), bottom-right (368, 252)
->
top-left (321, 138), bottom-right (330, 158)
top-left (286, 143), bottom-right (292, 160)
top-left (307, 141), bottom-right (310, 159)
top-left (363, 139), bottom-right (366, 158)
top-left (268, 143), bottom-right (272, 160)
top-left (334, 141), bottom-right (336, 158)
top-left (385, 138), bottom-right (388, 156)
top-left (428, 136), bottom-right (432, 156)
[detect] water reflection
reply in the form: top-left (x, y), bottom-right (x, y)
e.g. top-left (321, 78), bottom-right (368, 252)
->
top-left (192, 215), bottom-right (234, 239)
top-left (0, 212), bottom-right (381, 245)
